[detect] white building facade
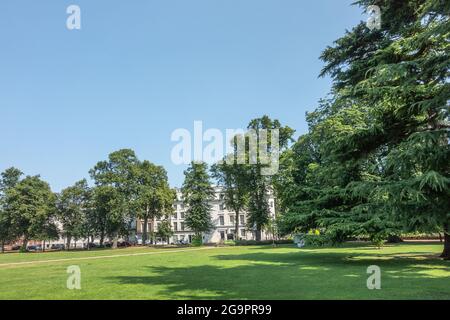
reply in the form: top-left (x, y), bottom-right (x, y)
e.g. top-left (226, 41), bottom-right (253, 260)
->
top-left (137, 187), bottom-right (277, 244)
top-left (33, 187), bottom-right (277, 249)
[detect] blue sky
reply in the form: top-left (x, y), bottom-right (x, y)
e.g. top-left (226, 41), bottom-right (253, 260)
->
top-left (0, 0), bottom-right (363, 191)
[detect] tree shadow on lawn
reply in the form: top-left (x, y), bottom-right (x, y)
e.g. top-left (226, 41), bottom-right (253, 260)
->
top-left (108, 250), bottom-right (449, 300)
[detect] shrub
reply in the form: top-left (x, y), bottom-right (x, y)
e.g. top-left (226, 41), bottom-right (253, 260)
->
top-left (303, 234), bottom-right (329, 247)
top-left (191, 235), bottom-right (203, 247)
top-left (370, 234), bottom-right (386, 249)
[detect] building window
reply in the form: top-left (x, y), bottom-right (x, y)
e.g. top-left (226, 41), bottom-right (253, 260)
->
top-left (230, 215), bottom-right (235, 224)
top-left (219, 216), bottom-right (225, 226)
top-left (180, 212), bottom-right (185, 219)
top-left (173, 212), bottom-right (177, 219)
top-left (240, 214), bottom-right (245, 225)
top-left (219, 204), bottom-right (225, 211)
top-left (240, 229), bottom-right (246, 237)
top-left (173, 222), bottom-right (178, 231)
top-left (181, 222), bottom-right (185, 231)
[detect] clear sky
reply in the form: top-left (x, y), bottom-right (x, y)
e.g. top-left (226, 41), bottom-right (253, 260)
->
top-left (0, 0), bottom-right (364, 191)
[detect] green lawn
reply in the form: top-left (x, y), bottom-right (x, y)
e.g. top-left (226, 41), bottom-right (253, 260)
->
top-left (0, 242), bottom-right (448, 300)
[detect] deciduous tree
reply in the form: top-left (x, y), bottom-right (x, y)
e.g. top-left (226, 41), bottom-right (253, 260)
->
top-left (135, 161), bottom-right (175, 245)
top-left (4, 176), bottom-right (57, 251)
top-left (57, 179), bottom-right (91, 250)
top-left (211, 150), bottom-right (249, 241)
top-left (0, 168), bottom-right (23, 252)
top-left (90, 149), bottom-right (139, 248)
top-left (245, 116), bottom-right (294, 241)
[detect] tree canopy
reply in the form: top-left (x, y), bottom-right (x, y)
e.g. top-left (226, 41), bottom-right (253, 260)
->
top-left (277, 0), bottom-right (449, 258)
top-left (182, 162), bottom-right (215, 240)
top-left (134, 160), bottom-right (175, 244)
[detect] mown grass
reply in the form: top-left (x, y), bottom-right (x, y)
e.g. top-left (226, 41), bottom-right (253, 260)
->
top-left (0, 242), bottom-right (448, 300)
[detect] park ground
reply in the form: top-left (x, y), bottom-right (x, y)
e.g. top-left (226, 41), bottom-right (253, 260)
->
top-left (0, 242), bottom-right (448, 300)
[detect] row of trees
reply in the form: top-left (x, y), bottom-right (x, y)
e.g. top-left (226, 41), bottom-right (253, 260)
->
top-left (0, 117), bottom-right (291, 251)
top-left (181, 116), bottom-right (295, 242)
top-left (0, 114), bottom-right (294, 251)
top-left (0, 150), bottom-right (176, 251)
top-left (274, 0), bottom-right (449, 259)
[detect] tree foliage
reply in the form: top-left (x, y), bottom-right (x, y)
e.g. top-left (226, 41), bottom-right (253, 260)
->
top-left (0, 168), bottom-right (24, 251)
top-left (245, 116), bottom-right (295, 241)
top-left (57, 179), bottom-right (91, 249)
top-left (182, 162), bottom-right (215, 240)
top-left (90, 149), bottom-right (139, 247)
top-left (211, 155), bottom-right (249, 240)
top-left (277, 0), bottom-right (450, 257)
top-left (3, 175), bottom-right (57, 251)
top-left (156, 219), bottom-right (174, 244)
top-left (134, 160), bottom-right (175, 244)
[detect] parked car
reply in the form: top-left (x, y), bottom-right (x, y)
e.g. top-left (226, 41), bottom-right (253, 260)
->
top-left (51, 244), bottom-right (65, 250)
top-left (27, 245), bottom-right (38, 252)
top-left (117, 241), bottom-right (132, 248)
top-left (11, 245), bottom-right (21, 251)
top-left (137, 239), bottom-right (151, 245)
top-left (86, 242), bottom-right (98, 249)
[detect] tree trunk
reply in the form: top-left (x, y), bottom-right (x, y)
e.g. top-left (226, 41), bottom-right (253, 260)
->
top-left (66, 236), bottom-right (71, 251)
top-left (440, 223), bottom-right (449, 260)
top-left (142, 217), bottom-right (148, 245)
top-left (255, 226), bottom-right (262, 242)
top-left (100, 232), bottom-right (105, 247)
top-left (151, 216), bottom-right (156, 245)
top-left (42, 240), bottom-right (45, 252)
top-left (235, 209), bottom-right (240, 241)
top-left (1, 240), bottom-right (4, 253)
top-left (21, 237), bottom-right (28, 252)
top-left (112, 232), bottom-right (119, 249)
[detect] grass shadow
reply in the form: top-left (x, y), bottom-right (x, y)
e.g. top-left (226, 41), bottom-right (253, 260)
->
top-left (108, 247), bottom-right (450, 300)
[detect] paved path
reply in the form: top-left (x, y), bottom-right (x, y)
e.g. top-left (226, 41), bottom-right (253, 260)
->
top-left (0, 247), bottom-right (217, 268)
